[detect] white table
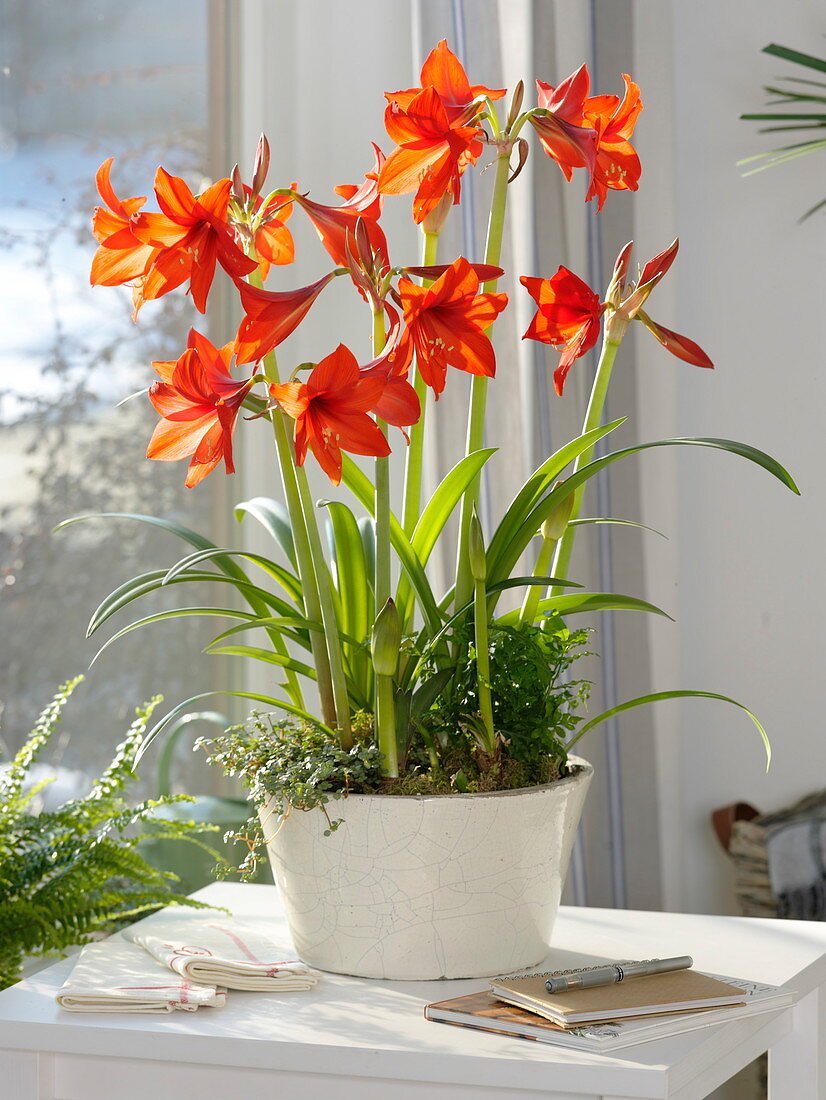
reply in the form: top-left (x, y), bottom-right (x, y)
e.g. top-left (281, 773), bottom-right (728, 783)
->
top-left (0, 882), bottom-right (823, 1100)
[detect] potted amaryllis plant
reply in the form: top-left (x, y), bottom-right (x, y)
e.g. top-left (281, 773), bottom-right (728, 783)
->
top-left (61, 41), bottom-right (797, 980)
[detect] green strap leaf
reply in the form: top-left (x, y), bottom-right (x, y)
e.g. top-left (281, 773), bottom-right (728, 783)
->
top-left (496, 591), bottom-right (673, 628)
top-left (489, 436), bottom-right (799, 585)
top-left (87, 570), bottom-right (301, 638)
top-left (567, 690), bottom-right (770, 768)
top-left (155, 711), bottom-right (228, 797)
top-left (235, 497), bottom-right (297, 568)
top-left (341, 455), bottom-right (442, 636)
top-left (89, 608), bottom-right (258, 667)
top-left (56, 511), bottom-right (215, 550)
top-left (396, 448), bottom-right (497, 626)
top-left (409, 669), bottom-right (455, 721)
top-left (161, 547), bottom-right (303, 606)
top-left (207, 615), bottom-right (363, 651)
top-left (323, 501), bottom-right (373, 705)
top-left (571, 517), bottom-right (668, 539)
top-left (56, 512), bottom-right (248, 584)
top-left (358, 516), bottom-right (376, 593)
top-left (59, 515), bottom-right (298, 699)
top-left (410, 449), bottom-right (498, 560)
top-left (136, 691), bottom-right (334, 765)
top-left (486, 419), bottom-right (626, 574)
top-left (204, 645), bottom-right (317, 681)
top-left (324, 502), bottom-right (372, 645)
top-left (407, 576), bottom-right (584, 681)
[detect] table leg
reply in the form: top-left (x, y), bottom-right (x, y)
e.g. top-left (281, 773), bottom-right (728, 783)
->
top-left (0, 1049), bottom-right (53, 1100)
top-left (769, 986), bottom-right (824, 1100)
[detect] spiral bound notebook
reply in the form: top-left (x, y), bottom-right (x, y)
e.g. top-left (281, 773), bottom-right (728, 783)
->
top-left (489, 966), bottom-right (746, 1026)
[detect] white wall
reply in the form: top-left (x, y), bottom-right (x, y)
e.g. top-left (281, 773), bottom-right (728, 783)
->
top-left (634, 0), bottom-right (826, 915)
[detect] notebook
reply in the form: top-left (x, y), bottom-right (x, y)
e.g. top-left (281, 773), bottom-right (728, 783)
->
top-left (425, 974), bottom-right (793, 1052)
top-left (489, 966), bottom-right (746, 1026)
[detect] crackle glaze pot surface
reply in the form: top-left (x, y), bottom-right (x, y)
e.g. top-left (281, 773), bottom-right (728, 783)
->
top-left (260, 757), bottom-right (593, 980)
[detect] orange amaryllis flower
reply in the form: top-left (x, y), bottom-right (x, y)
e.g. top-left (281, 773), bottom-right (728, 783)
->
top-left (531, 66), bottom-right (598, 182)
top-left (234, 271), bottom-right (337, 365)
top-left (582, 75), bottom-right (643, 210)
top-left (606, 239), bottom-right (714, 369)
top-left (379, 87), bottom-right (486, 224)
top-left (133, 169), bottom-right (256, 313)
top-left (293, 146), bottom-right (388, 269)
top-left (90, 159), bottom-right (157, 287)
top-left (90, 161), bottom-right (193, 319)
top-left (520, 267), bottom-right (605, 395)
top-left (522, 240), bottom-right (713, 397)
top-left (386, 39), bottom-right (505, 122)
top-left (359, 305), bottom-right (420, 430)
top-left (251, 193), bottom-right (295, 281)
top-left (146, 330), bottom-right (254, 488)
top-left (269, 345), bottom-right (390, 485)
top-left (396, 256), bottom-right (508, 397)
top-left (380, 41), bottom-right (502, 224)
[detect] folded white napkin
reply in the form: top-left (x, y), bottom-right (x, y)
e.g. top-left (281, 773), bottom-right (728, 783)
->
top-left (123, 913), bottom-right (317, 992)
top-left (57, 937), bottom-right (225, 1013)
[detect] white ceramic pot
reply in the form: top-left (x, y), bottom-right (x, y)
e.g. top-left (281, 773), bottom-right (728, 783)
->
top-left (260, 757), bottom-right (593, 980)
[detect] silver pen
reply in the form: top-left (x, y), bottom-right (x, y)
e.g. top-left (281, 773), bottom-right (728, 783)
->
top-left (545, 955), bottom-right (693, 994)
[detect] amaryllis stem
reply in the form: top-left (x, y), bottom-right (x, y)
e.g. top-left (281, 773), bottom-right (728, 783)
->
top-left (519, 533), bottom-right (556, 626)
top-left (474, 575), bottom-right (496, 753)
top-left (373, 309), bottom-right (391, 612)
top-left (294, 465), bottom-right (353, 747)
top-left (453, 149), bottom-right (512, 617)
top-left (372, 308), bottom-right (396, 774)
top-left (246, 268), bottom-right (337, 730)
top-left (266, 402), bottom-right (335, 724)
top-left (550, 336), bottom-right (623, 597)
top-left (375, 668), bottom-right (398, 777)
top-left (401, 229), bottom-right (440, 536)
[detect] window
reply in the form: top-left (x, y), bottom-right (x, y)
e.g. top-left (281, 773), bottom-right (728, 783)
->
top-left (0, 1), bottom-right (218, 788)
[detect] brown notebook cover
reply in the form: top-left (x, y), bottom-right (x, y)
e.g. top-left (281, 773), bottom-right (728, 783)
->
top-left (423, 988), bottom-right (759, 1052)
top-left (489, 968), bottom-right (744, 1025)
top-left (426, 990), bottom-right (567, 1036)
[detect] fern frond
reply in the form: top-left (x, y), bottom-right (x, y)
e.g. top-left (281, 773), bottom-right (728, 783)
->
top-left (0, 681), bottom-right (220, 991)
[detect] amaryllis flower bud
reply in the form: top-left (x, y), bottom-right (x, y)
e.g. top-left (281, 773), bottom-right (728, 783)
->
top-left (231, 164), bottom-right (245, 204)
top-left (421, 193), bottom-right (453, 236)
top-left (506, 80), bottom-right (525, 131)
top-left (541, 487), bottom-right (574, 542)
top-left (251, 134), bottom-right (271, 198)
top-left (468, 508), bottom-right (487, 582)
top-left (604, 240), bottom-right (633, 309)
top-left (371, 598), bottom-right (401, 677)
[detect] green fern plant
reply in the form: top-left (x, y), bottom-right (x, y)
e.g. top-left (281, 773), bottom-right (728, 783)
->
top-left (0, 676), bottom-right (219, 989)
